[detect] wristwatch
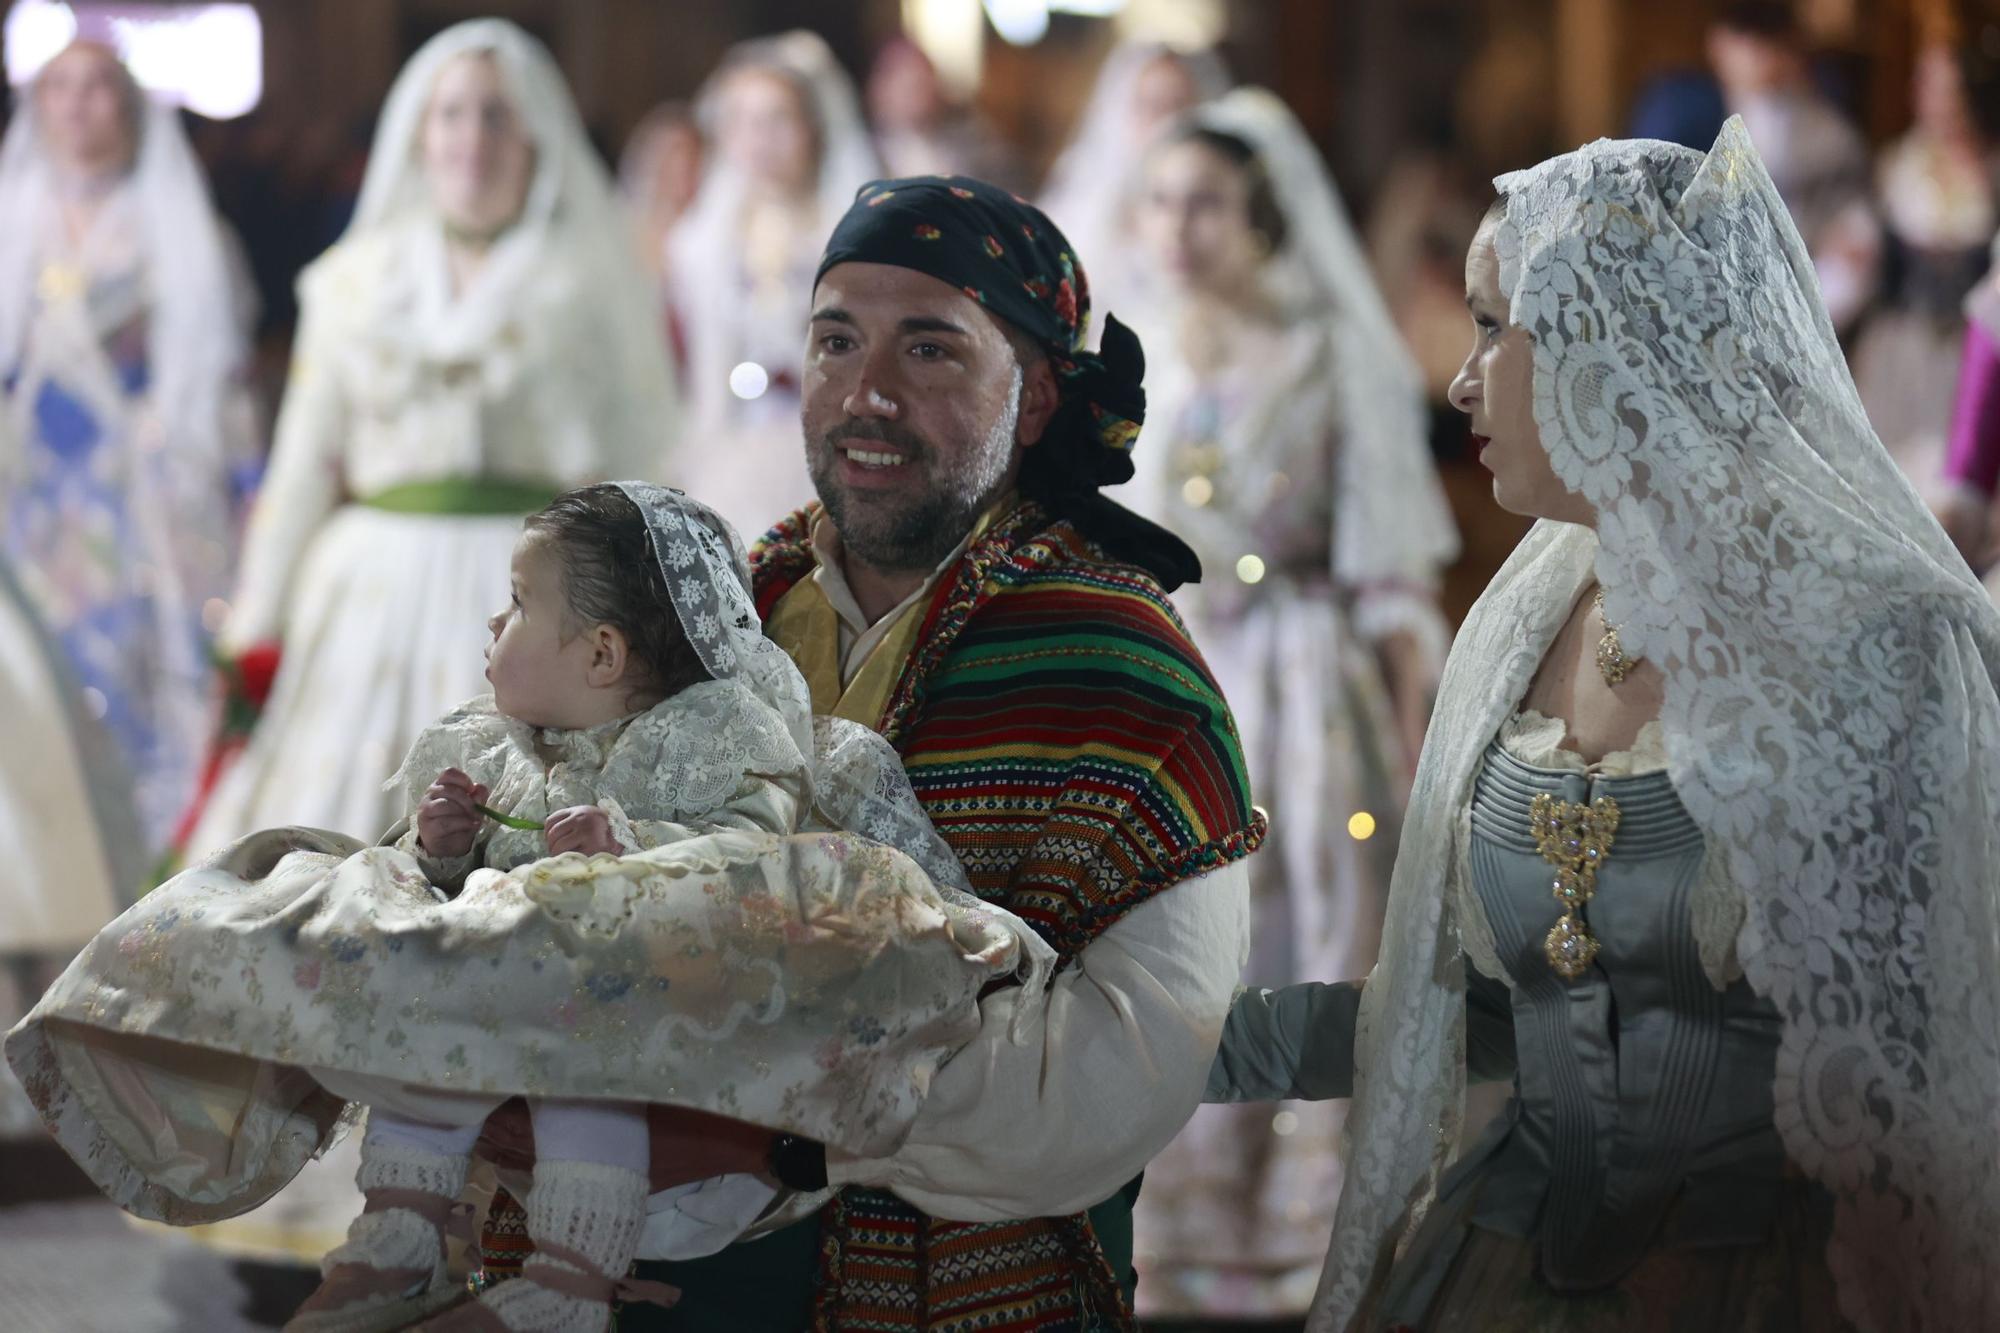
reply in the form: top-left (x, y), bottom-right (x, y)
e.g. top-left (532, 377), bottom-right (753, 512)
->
top-left (768, 1132), bottom-right (828, 1191)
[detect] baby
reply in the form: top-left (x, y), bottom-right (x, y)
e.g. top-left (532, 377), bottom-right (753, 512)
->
top-left (6, 483), bottom-right (1049, 1333)
top-left (292, 483), bottom-right (783, 1332)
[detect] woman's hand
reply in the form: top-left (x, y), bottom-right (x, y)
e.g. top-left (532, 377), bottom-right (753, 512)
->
top-left (417, 767), bottom-right (487, 858)
top-left (545, 805), bottom-right (619, 856)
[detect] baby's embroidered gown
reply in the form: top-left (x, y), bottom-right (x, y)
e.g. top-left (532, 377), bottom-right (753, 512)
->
top-left (3, 485), bottom-right (1053, 1325)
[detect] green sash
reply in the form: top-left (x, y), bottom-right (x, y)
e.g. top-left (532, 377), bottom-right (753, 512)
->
top-left (357, 477), bottom-right (563, 516)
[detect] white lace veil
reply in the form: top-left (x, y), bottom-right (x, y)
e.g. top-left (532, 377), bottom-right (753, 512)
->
top-left (1316, 118), bottom-right (2000, 1333)
top-left (1185, 88), bottom-right (1459, 584)
top-left (1038, 40), bottom-right (1230, 250)
top-left (669, 29), bottom-right (878, 279)
top-left (664, 31), bottom-right (877, 443)
top-left (341, 20), bottom-right (676, 412)
top-left (609, 483), bottom-right (1032, 930)
top-left (0, 46), bottom-right (246, 494)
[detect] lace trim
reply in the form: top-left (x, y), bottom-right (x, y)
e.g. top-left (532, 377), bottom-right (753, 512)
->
top-left (1497, 708), bottom-right (1669, 777)
top-left (358, 1139), bottom-right (472, 1199)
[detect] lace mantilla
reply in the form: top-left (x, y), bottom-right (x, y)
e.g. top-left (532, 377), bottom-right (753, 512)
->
top-left (1317, 119), bottom-right (2000, 1333)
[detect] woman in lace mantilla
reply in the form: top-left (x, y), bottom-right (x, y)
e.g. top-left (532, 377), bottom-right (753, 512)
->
top-left (1205, 119), bottom-right (2000, 1333)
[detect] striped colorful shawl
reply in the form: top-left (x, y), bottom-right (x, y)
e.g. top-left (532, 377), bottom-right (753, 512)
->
top-left (751, 497), bottom-right (1265, 1331)
top-left (752, 497), bottom-right (1263, 965)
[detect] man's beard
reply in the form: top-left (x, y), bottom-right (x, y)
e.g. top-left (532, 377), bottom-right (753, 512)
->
top-left (807, 367), bottom-right (1021, 573)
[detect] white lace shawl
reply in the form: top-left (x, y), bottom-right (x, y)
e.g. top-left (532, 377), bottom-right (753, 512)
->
top-left (1315, 118), bottom-right (2000, 1333)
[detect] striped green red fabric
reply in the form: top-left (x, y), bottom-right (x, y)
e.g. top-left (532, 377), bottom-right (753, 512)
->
top-left (753, 497), bottom-right (1262, 965)
top-left (751, 497), bottom-right (1264, 1330)
top-left (812, 1188), bottom-right (1126, 1331)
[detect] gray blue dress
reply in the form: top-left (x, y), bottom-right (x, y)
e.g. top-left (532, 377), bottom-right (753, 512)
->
top-left (1207, 717), bottom-right (1851, 1332)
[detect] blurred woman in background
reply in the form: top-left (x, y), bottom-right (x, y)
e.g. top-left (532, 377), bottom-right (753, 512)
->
top-left (1039, 40), bottom-right (1230, 338)
top-left (1852, 41), bottom-right (2000, 499)
top-left (190, 19), bottom-right (677, 860)
top-left (0, 39), bottom-right (256, 862)
top-left (1125, 88), bottom-right (1458, 1321)
top-left (0, 376), bottom-right (142, 1140)
top-left (864, 37), bottom-right (1020, 188)
top-left (619, 100), bottom-right (704, 290)
top-left (619, 101), bottom-right (704, 370)
top-left (667, 31), bottom-right (876, 540)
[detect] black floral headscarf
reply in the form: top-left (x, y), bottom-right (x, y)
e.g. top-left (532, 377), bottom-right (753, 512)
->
top-left (816, 175), bottom-right (1200, 589)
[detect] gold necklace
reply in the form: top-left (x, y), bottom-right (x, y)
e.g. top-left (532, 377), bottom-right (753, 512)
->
top-left (1594, 588), bottom-right (1641, 687)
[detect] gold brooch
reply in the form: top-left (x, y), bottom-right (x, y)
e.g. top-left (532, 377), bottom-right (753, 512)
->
top-left (1594, 588), bottom-right (1641, 687)
top-left (1529, 791), bottom-right (1620, 980)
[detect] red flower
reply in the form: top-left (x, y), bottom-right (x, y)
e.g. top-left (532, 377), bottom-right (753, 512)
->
top-left (961, 286), bottom-right (986, 304)
top-left (1052, 278), bottom-right (1078, 329)
top-left (235, 641), bottom-right (282, 706)
top-left (1021, 223), bottom-right (1037, 240)
top-left (982, 235), bottom-right (1005, 259)
top-left (1023, 278), bottom-right (1051, 300)
top-left (913, 223), bottom-right (942, 241)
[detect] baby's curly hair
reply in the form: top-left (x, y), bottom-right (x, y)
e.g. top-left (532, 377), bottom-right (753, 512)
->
top-left (523, 485), bottom-right (709, 702)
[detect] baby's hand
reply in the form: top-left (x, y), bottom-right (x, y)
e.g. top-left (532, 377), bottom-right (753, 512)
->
top-left (545, 805), bottom-right (619, 857)
top-left (417, 767), bottom-right (489, 859)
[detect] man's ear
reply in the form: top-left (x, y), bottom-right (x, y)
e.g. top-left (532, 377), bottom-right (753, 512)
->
top-left (1015, 354), bottom-right (1062, 449)
top-left (586, 624), bottom-right (630, 688)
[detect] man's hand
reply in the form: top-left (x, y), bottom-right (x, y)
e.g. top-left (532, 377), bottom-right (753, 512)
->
top-left (545, 805), bottom-right (619, 856)
top-left (417, 768), bottom-right (488, 858)
top-left (475, 1102), bottom-right (779, 1192)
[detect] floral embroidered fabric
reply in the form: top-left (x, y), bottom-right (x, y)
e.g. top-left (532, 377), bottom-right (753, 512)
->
top-left (3, 485), bottom-right (1054, 1231)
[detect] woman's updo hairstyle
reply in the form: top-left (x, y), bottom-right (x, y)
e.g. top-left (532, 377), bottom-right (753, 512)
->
top-left (1165, 123), bottom-right (1289, 255)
